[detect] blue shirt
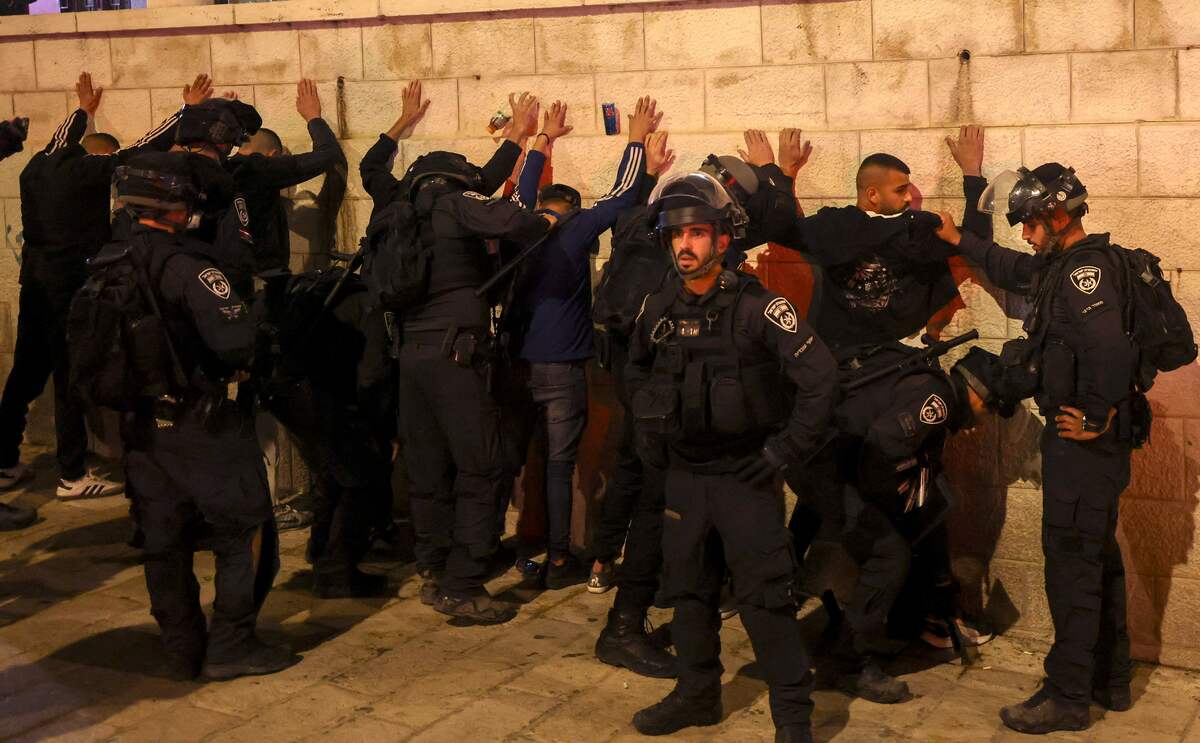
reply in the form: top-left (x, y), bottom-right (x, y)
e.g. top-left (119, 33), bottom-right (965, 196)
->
top-left (513, 142), bottom-right (644, 363)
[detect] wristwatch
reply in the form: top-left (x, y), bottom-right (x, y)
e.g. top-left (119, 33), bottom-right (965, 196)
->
top-left (1081, 414), bottom-right (1107, 434)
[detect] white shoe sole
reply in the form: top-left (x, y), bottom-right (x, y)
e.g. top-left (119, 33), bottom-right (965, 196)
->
top-left (56, 484), bottom-right (125, 500)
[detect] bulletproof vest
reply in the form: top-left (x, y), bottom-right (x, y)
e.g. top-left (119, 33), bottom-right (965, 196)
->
top-left (633, 274), bottom-right (791, 448)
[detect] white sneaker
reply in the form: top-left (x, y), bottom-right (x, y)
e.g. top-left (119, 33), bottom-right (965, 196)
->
top-left (57, 472), bottom-right (124, 500)
top-left (0, 462), bottom-right (31, 490)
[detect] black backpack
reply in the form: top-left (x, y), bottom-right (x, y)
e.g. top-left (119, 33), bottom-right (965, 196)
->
top-left (67, 238), bottom-right (187, 412)
top-left (592, 205), bottom-right (673, 338)
top-left (359, 197), bottom-right (432, 312)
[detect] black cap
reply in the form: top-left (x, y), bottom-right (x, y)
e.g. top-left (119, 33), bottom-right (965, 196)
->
top-left (951, 347), bottom-right (1016, 416)
top-left (538, 183), bottom-right (581, 210)
top-left (177, 99), bottom-right (262, 149)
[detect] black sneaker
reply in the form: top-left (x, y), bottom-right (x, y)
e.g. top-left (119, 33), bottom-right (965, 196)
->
top-left (587, 561), bottom-right (615, 594)
top-left (0, 501), bottom-right (36, 532)
top-left (1000, 687), bottom-right (1090, 734)
top-left (201, 640), bottom-right (299, 681)
top-left (434, 592), bottom-right (517, 625)
top-left (544, 555), bottom-right (588, 590)
top-left (632, 690), bottom-right (721, 736)
top-left (418, 569), bottom-right (440, 606)
top-left (837, 661), bottom-right (911, 704)
top-left (273, 503), bottom-right (313, 533)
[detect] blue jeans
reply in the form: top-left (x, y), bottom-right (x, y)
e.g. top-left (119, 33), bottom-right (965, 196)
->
top-left (527, 361), bottom-right (589, 561)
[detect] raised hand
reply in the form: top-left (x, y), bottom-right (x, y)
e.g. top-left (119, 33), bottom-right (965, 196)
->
top-left (946, 124), bottom-right (984, 177)
top-left (389, 80), bottom-right (431, 141)
top-left (182, 74), bottom-right (213, 106)
top-left (645, 130), bottom-right (676, 177)
top-left (738, 129), bottom-right (775, 167)
top-left (508, 91), bottom-right (541, 142)
top-left (627, 96), bottom-right (662, 144)
top-left (295, 79), bottom-right (322, 122)
top-left (778, 128), bottom-right (812, 178)
top-left (539, 100), bottom-right (573, 142)
top-left (75, 72), bottom-right (103, 116)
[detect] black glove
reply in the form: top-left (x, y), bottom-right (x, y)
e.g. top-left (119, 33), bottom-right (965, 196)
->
top-left (734, 438), bottom-right (791, 485)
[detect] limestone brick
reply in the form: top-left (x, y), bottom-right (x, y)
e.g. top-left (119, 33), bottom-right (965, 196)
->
top-left (543, 135), bottom-right (655, 201)
top-left (212, 30), bottom-right (300, 86)
top-left (73, 4), bottom-right (232, 32)
top-left (382, 0), bottom-right (574, 14)
top-left (251, 82), bottom-right (339, 149)
top-left (0, 11), bottom-right (75, 38)
top-left (234, 0), bottom-right (378, 24)
top-left (704, 66), bottom-right (825, 131)
top-left (458, 74), bottom-right (595, 137)
top-left (859, 127), bottom-right (1021, 199)
top-left (299, 27), bottom-right (364, 82)
top-left (873, 0), bottom-right (1021, 60)
top-left (650, 131), bottom-right (747, 182)
top-left (790, 131), bottom-right (858, 198)
top-left (1128, 417), bottom-right (1186, 501)
top-left (12, 91), bottom-right (68, 151)
top-left (929, 54), bottom-right (1070, 127)
top-left (594, 70), bottom-right (706, 134)
top-left (1146, 362), bottom-right (1200, 419)
top-left (362, 23), bottom-right (433, 81)
top-left (149, 86), bottom-right (253, 127)
top-left (0, 42), bottom-right (36, 93)
top-left (343, 78), bottom-right (457, 140)
top-left (1, 199), bottom-right (22, 312)
top-left (991, 487), bottom-right (1043, 563)
top-left (1085, 198), bottom-right (1200, 269)
top-left (826, 61), bottom-right (929, 130)
top-left (92, 89), bottom-right (152, 147)
top-left (110, 35), bottom-right (212, 90)
top-left (942, 278), bottom-right (1010, 340)
top-left (534, 12), bottom-right (644, 74)
top-left (643, 6), bottom-right (762, 70)
top-left (0, 149), bottom-right (30, 199)
top-left (1181, 49), bottom-right (1200, 120)
top-left (1119, 498), bottom-right (1198, 580)
top-left (760, 0), bottom-right (871, 64)
top-left (1136, 0), bottom-right (1200, 48)
top-left (1024, 0), bottom-right (1133, 52)
top-left (989, 557), bottom-right (1053, 632)
top-left (1022, 124), bottom-right (1138, 196)
top-left (33, 39), bottom-right (112, 92)
top-left (1139, 125), bottom-right (1200, 196)
top-left (1071, 50), bottom-right (1177, 123)
top-left (0, 95), bottom-right (11, 120)
top-left (431, 19), bottom-right (534, 77)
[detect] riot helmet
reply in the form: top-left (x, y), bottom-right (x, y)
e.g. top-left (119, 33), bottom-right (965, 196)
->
top-left (112, 152), bottom-right (204, 230)
top-left (950, 346), bottom-right (1017, 418)
top-left (646, 171), bottom-right (744, 280)
top-left (176, 99), bottom-right (262, 154)
top-left (400, 150), bottom-right (485, 203)
top-left (978, 163), bottom-right (1088, 227)
top-left (698, 153), bottom-right (757, 237)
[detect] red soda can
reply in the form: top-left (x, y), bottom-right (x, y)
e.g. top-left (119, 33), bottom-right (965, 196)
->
top-left (602, 103), bottom-right (620, 135)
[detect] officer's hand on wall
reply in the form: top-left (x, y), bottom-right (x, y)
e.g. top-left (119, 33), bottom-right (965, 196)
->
top-left (388, 80), bottom-right (431, 141)
top-left (645, 131), bottom-right (676, 177)
top-left (1055, 405), bottom-right (1115, 441)
top-left (75, 72), bottom-right (104, 117)
top-left (182, 74), bottom-right (214, 106)
top-left (626, 96), bottom-right (662, 144)
top-left (777, 128), bottom-right (812, 178)
top-left (946, 125), bottom-right (985, 178)
top-left (295, 79), bottom-right (322, 122)
top-left (737, 129), bottom-right (775, 168)
top-left (933, 211), bottom-right (962, 246)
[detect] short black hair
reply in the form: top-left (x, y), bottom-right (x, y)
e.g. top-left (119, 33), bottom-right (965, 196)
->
top-left (254, 127), bottom-right (283, 153)
top-left (856, 152), bottom-right (910, 190)
top-left (82, 132), bottom-right (120, 152)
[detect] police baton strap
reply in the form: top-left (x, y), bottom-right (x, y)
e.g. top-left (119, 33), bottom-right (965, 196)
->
top-left (843, 329), bottom-right (980, 392)
top-left (474, 208), bottom-right (581, 299)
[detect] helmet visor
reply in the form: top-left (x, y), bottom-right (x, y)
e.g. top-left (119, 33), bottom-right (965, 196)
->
top-left (976, 169), bottom-right (1024, 222)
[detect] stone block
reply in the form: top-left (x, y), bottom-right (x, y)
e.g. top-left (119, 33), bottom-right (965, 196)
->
top-left (534, 12), bottom-right (643, 73)
top-left (343, 78), bottom-right (457, 140)
top-left (251, 82), bottom-right (340, 149)
top-left (93, 89), bottom-right (152, 147)
top-left (362, 23), bottom-right (433, 81)
top-left (1071, 50), bottom-right (1177, 123)
top-left (1136, 0), bottom-right (1200, 48)
top-left (0, 12), bottom-right (75, 38)
top-left (1158, 577), bottom-right (1200, 652)
top-left (1128, 417), bottom-right (1186, 501)
top-left (1085, 198), bottom-right (1200, 269)
top-left (431, 19), bottom-right (534, 77)
top-left (644, 6), bottom-right (761, 70)
top-left (1118, 498), bottom-right (1197, 579)
top-left (943, 277), bottom-right (1010, 339)
top-left (930, 54), bottom-right (1070, 126)
top-left (1024, 0), bottom-right (1133, 52)
top-left (1181, 49), bottom-right (1200, 120)
top-left (646, 130), bottom-right (747, 181)
top-left (299, 27), bottom-right (364, 82)
top-left (382, 0), bottom-right (574, 14)
top-left (1139, 125), bottom-right (1200, 196)
top-left (760, 0), bottom-right (871, 64)
top-left (826, 61), bottom-right (929, 129)
top-left (212, 30), bottom-right (300, 86)
top-left (991, 487), bottom-right (1044, 563)
top-left (704, 66), bottom-right (825, 131)
top-left (33, 39), bottom-right (112, 92)
top-left (988, 557), bottom-right (1052, 632)
top-left (791, 130), bottom-right (858, 198)
top-left (0, 95), bottom-right (11, 120)
top-left (0, 42), bottom-right (36, 93)
top-left (1022, 125), bottom-right (1138, 196)
top-left (458, 73), bottom-right (595, 136)
top-left (74, 4), bottom-right (232, 32)
top-left (859, 126), bottom-right (1021, 198)
top-left (12, 91), bottom-right (68, 151)
top-left (1147, 361), bottom-right (1200, 419)
top-left (111, 35), bottom-right (212, 90)
top-left (0, 149), bottom-right (30, 199)
top-left (592, 71), bottom-right (701, 135)
top-left (234, 0), bottom-right (378, 24)
top-left (545, 135), bottom-right (656, 200)
top-left (873, 0), bottom-right (1021, 60)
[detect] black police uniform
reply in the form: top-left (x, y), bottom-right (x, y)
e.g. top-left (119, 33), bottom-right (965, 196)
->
top-left (627, 270), bottom-right (837, 730)
top-left (955, 229), bottom-right (1135, 707)
top-left (0, 108), bottom-right (179, 480)
top-left (111, 227), bottom-right (278, 674)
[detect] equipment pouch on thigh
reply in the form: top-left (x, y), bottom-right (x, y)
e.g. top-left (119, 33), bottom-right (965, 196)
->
top-left (451, 333), bottom-right (478, 368)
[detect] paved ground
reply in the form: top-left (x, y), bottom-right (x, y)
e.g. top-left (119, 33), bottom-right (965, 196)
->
top-left (3, 450), bottom-right (1200, 742)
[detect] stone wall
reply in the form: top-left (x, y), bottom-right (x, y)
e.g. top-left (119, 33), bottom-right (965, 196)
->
top-left (2, 0), bottom-right (1199, 668)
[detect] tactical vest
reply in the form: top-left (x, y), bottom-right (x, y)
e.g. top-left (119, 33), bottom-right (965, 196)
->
top-left (631, 274), bottom-right (792, 454)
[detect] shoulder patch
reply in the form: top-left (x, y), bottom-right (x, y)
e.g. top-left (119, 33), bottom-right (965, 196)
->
top-left (763, 296), bottom-right (798, 334)
top-left (233, 195), bottom-right (250, 227)
top-left (919, 394), bottom-right (948, 426)
top-left (1069, 265), bottom-right (1101, 295)
top-left (461, 191), bottom-right (490, 202)
top-left (198, 267), bottom-right (231, 300)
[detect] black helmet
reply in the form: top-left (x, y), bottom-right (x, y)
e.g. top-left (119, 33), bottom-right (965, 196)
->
top-left (399, 150), bottom-right (484, 202)
top-left (978, 163), bottom-right (1088, 227)
top-left (112, 152), bottom-right (203, 223)
top-left (647, 171), bottom-right (745, 279)
top-left (950, 346), bottom-right (1017, 417)
top-left (0, 117), bottom-right (29, 161)
top-left (176, 99), bottom-right (262, 150)
top-left (699, 153), bottom-right (757, 234)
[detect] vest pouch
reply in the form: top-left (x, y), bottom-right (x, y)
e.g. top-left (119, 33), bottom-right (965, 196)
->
top-left (741, 362), bottom-right (790, 429)
top-left (1040, 339), bottom-right (1076, 407)
top-left (126, 314), bottom-right (171, 398)
top-left (709, 375), bottom-right (750, 435)
top-left (631, 382), bottom-right (681, 437)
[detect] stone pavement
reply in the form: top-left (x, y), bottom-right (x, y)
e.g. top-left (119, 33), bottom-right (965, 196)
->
top-left (2, 450), bottom-right (1200, 743)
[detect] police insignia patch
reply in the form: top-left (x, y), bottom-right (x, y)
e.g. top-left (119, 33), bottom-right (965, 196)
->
top-left (919, 394), bottom-right (948, 425)
top-left (234, 196), bottom-right (250, 227)
top-left (1070, 265), bottom-right (1101, 295)
top-left (764, 297), bottom-right (798, 333)
top-left (462, 191), bottom-right (490, 202)
top-left (198, 268), bottom-right (231, 299)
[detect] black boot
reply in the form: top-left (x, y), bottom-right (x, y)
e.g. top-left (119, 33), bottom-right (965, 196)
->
top-left (632, 689), bottom-right (721, 736)
top-left (0, 501), bottom-right (35, 531)
top-left (775, 724), bottom-right (814, 743)
top-left (418, 569), bottom-right (440, 606)
top-left (312, 568), bottom-right (390, 599)
top-left (201, 637), bottom-right (299, 681)
top-left (1000, 688), bottom-right (1090, 734)
top-left (595, 608), bottom-right (678, 679)
top-left (1092, 684), bottom-right (1132, 712)
top-left (838, 661), bottom-right (910, 704)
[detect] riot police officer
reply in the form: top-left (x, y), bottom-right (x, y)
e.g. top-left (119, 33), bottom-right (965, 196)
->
top-left (935, 164), bottom-right (1145, 733)
top-left (99, 152), bottom-right (295, 681)
top-left (626, 172), bottom-right (837, 743)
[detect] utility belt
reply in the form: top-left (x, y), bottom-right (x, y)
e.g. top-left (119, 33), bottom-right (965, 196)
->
top-left (667, 445), bottom-right (762, 475)
top-left (403, 325), bottom-right (493, 369)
